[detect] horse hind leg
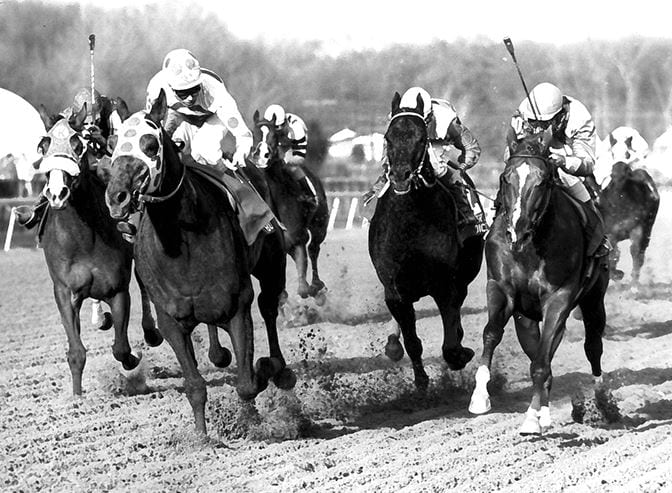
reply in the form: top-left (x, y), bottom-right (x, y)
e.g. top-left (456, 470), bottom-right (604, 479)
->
top-left (386, 298), bottom-right (428, 390)
top-left (289, 243), bottom-right (311, 298)
top-left (108, 291), bottom-right (141, 371)
top-left (135, 269), bottom-right (163, 347)
top-left (306, 230), bottom-right (326, 296)
top-left (629, 224), bottom-right (651, 288)
top-left (433, 284), bottom-right (474, 371)
top-left (54, 284), bottom-right (86, 395)
top-left (156, 310), bottom-right (207, 434)
top-left (207, 324), bottom-right (232, 368)
top-left (579, 269), bottom-right (608, 379)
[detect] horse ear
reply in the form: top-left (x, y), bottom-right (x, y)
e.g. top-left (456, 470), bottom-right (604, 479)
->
top-left (625, 136), bottom-right (633, 149)
top-left (38, 104), bottom-right (54, 131)
top-left (609, 133), bottom-right (616, 147)
top-left (71, 102), bottom-right (88, 130)
top-left (416, 93), bottom-right (424, 116)
top-left (538, 127), bottom-right (553, 150)
top-left (253, 109), bottom-right (260, 124)
top-left (505, 125), bottom-right (518, 152)
top-left (391, 92), bottom-right (401, 115)
top-left (114, 97), bottom-right (131, 122)
top-left (148, 89), bottom-right (167, 126)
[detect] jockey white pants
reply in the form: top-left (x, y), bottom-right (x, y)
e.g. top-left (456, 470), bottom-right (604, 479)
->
top-left (171, 113), bottom-right (236, 165)
top-left (558, 168), bottom-right (591, 202)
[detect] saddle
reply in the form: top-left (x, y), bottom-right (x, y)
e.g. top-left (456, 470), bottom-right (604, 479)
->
top-left (187, 163), bottom-right (279, 246)
top-left (558, 188), bottom-right (606, 258)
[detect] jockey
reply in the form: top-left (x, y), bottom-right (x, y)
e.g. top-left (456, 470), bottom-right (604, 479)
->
top-left (364, 86), bottom-right (487, 237)
top-left (143, 48), bottom-right (275, 240)
top-left (263, 104), bottom-right (318, 206)
top-left (14, 87), bottom-right (114, 229)
top-left (509, 82), bottom-right (609, 256)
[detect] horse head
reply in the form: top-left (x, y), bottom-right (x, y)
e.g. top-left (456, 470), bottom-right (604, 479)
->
top-left (105, 90), bottom-right (175, 221)
top-left (385, 91), bottom-right (429, 194)
top-left (501, 126), bottom-right (555, 246)
top-left (37, 104), bottom-right (92, 210)
top-left (250, 110), bottom-right (290, 169)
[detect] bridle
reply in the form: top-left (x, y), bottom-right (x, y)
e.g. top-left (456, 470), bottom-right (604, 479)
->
top-left (386, 111), bottom-right (430, 193)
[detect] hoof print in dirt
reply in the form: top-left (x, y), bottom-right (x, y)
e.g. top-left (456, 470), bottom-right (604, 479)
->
top-left (571, 386), bottom-right (622, 426)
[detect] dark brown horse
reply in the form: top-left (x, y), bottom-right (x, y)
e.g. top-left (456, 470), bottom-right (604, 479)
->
top-left (37, 105), bottom-right (162, 396)
top-left (469, 128), bottom-right (609, 435)
top-left (104, 90), bottom-right (295, 435)
top-left (250, 110), bottom-right (329, 299)
top-left (598, 161), bottom-right (659, 287)
top-left (368, 92), bottom-right (485, 389)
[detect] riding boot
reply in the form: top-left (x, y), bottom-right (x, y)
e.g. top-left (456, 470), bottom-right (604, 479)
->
top-left (583, 199), bottom-right (611, 258)
top-left (14, 194), bottom-right (49, 229)
top-left (363, 170), bottom-right (389, 206)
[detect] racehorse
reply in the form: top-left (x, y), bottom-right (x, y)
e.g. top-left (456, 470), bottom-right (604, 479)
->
top-left (469, 127), bottom-right (609, 435)
top-left (104, 90), bottom-right (296, 435)
top-left (598, 161), bottom-right (659, 286)
top-left (37, 104), bottom-right (162, 396)
top-left (368, 92), bottom-right (485, 389)
top-left (250, 110), bottom-right (329, 299)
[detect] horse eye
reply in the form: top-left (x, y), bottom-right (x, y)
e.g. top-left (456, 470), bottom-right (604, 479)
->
top-left (139, 134), bottom-right (160, 158)
top-left (70, 135), bottom-right (84, 156)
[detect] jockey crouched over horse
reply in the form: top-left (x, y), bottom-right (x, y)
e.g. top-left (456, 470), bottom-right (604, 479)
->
top-left (368, 89), bottom-right (486, 390)
top-left (364, 86), bottom-right (489, 244)
top-left (469, 82), bottom-right (611, 435)
top-left (104, 49), bottom-right (296, 434)
top-left (116, 48), bottom-right (278, 244)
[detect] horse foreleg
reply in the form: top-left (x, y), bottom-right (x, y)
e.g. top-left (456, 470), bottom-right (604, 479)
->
top-left (469, 280), bottom-right (511, 415)
top-left (135, 268), bottom-right (162, 347)
top-left (108, 290), bottom-right (141, 371)
top-left (207, 324), bottom-right (232, 368)
top-left (432, 284), bottom-right (474, 371)
top-left (54, 284), bottom-right (86, 395)
top-left (521, 292), bottom-right (572, 435)
top-left (307, 234), bottom-right (326, 295)
top-left (609, 242), bottom-right (624, 282)
top-left (289, 244), bottom-right (311, 298)
top-left (156, 310), bottom-right (207, 435)
top-left (386, 298), bottom-right (428, 390)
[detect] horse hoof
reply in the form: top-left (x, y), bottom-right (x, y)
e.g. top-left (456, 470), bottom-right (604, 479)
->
top-left (519, 408), bottom-right (542, 435)
top-left (121, 350), bottom-right (142, 371)
top-left (209, 347), bottom-right (232, 368)
top-left (443, 346), bottom-right (475, 371)
top-left (468, 392), bottom-right (491, 414)
top-left (313, 290), bottom-right (327, 306)
top-left (144, 328), bottom-right (163, 347)
top-left (272, 367), bottom-right (297, 390)
top-left (384, 334), bottom-right (404, 361)
top-left (611, 269), bottom-right (625, 281)
top-left (414, 373), bottom-right (430, 391)
top-left (279, 290), bottom-right (289, 306)
top-left (97, 312), bottom-right (113, 331)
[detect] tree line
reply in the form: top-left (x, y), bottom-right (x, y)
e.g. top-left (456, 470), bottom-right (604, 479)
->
top-left (2, 1), bottom-right (672, 181)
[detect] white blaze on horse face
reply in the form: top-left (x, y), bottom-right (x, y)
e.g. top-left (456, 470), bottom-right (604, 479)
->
top-left (45, 169), bottom-right (70, 209)
top-left (257, 126), bottom-right (271, 168)
top-left (509, 163), bottom-right (531, 242)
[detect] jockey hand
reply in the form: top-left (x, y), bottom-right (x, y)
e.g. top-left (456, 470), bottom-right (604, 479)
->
top-left (232, 148), bottom-right (248, 169)
top-left (548, 152), bottom-right (567, 170)
top-left (83, 124), bottom-right (106, 157)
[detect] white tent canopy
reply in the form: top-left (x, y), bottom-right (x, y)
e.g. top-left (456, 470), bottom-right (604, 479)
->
top-left (0, 87), bottom-right (46, 182)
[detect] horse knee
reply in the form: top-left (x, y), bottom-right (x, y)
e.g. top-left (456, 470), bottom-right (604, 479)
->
top-left (67, 348), bottom-right (86, 371)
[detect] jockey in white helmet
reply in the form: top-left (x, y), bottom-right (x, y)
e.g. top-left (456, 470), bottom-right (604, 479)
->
top-left (364, 86), bottom-right (486, 239)
top-left (143, 49), bottom-right (276, 241)
top-left (146, 49), bottom-right (253, 171)
top-left (508, 82), bottom-right (610, 257)
top-left (263, 104), bottom-right (317, 206)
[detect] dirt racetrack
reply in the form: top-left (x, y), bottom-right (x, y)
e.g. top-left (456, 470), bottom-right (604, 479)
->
top-left (2, 192), bottom-right (672, 492)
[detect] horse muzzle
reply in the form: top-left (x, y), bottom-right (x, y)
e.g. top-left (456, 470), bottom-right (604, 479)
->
top-left (105, 188), bottom-right (132, 221)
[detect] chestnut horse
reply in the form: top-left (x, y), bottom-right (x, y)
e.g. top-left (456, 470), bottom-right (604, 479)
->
top-left (250, 110), bottom-right (329, 299)
top-left (104, 90), bottom-right (295, 435)
top-left (368, 92), bottom-right (485, 389)
top-left (469, 128), bottom-right (609, 434)
top-left (37, 105), bottom-right (162, 395)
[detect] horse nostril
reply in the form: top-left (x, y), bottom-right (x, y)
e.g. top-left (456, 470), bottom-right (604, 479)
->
top-left (116, 191), bottom-right (128, 204)
top-left (58, 188), bottom-right (68, 200)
